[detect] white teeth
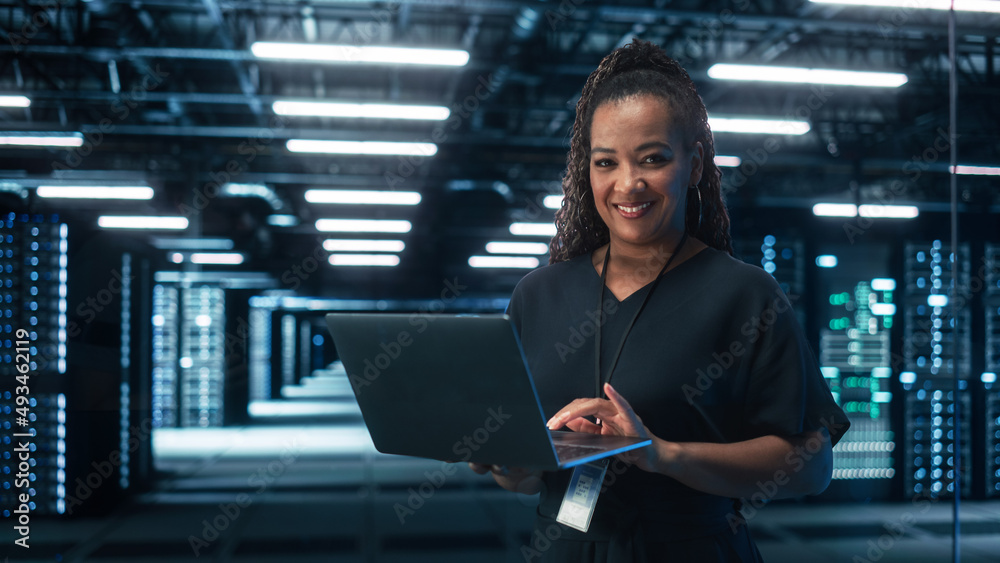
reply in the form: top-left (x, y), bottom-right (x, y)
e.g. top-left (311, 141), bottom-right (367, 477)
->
top-left (617, 202), bottom-right (651, 213)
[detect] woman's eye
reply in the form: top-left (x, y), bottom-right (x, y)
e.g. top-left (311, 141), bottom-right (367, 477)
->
top-left (644, 155), bottom-right (666, 163)
top-left (594, 159), bottom-right (614, 167)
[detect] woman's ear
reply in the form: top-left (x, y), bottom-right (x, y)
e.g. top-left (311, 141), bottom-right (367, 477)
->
top-left (688, 141), bottom-right (704, 187)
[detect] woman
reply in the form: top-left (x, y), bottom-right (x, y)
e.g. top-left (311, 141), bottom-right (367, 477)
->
top-left (471, 39), bottom-right (849, 562)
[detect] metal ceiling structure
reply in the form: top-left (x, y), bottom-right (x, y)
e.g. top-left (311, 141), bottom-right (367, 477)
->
top-left (0, 0), bottom-right (998, 294)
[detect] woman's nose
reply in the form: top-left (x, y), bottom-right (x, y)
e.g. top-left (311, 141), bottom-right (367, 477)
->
top-left (620, 165), bottom-right (647, 192)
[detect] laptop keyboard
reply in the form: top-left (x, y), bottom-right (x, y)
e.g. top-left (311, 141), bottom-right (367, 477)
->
top-left (555, 443), bottom-right (605, 462)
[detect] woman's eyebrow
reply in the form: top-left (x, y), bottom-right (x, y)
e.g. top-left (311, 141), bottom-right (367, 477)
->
top-left (591, 141), bottom-right (672, 155)
top-left (636, 141), bottom-right (671, 152)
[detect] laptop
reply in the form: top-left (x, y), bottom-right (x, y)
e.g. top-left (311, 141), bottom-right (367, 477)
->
top-left (325, 313), bottom-right (651, 470)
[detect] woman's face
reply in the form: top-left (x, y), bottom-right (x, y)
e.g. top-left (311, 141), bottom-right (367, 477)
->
top-left (589, 94), bottom-right (703, 252)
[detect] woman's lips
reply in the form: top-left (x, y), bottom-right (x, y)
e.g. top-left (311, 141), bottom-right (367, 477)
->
top-left (614, 201), bottom-right (653, 218)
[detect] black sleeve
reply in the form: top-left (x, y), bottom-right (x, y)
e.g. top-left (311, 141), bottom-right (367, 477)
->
top-left (740, 283), bottom-right (851, 446)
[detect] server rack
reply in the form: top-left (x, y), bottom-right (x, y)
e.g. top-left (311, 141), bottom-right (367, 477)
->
top-left (901, 241), bottom-right (972, 498)
top-left (983, 243), bottom-right (1000, 497)
top-left (1, 214), bottom-right (153, 518)
top-left (0, 213), bottom-right (68, 517)
top-left (813, 242), bottom-right (896, 500)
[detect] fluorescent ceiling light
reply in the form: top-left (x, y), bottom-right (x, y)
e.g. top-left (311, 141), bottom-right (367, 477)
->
top-left (709, 117), bottom-right (810, 135)
top-left (267, 214), bottom-right (299, 227)
top-left (810, 0), bottom-right (1000, 13)
top-left (543, 195), bottom-right (563, 209)
top-left (468, 256), bottom-right (540, 269)
top-left (952, 165), bottom-right (1000, 176)
top-left (816, 255), bottom-right (838, 268)
top-left (0, 96), bottom-right (30, 108)
top-left (859, 204), bottom-right (919, 219)
top-left (323, 239), bottom-right (406, 252)
top-left (189, 253), bottom-right (245, 265)
top-left (0, 132), bottom-right (84, 147)
top-left (871, 278), bottom-right (896, 291)
top-left (98, 216), bottom-right (189, 230)
top-left (509, 222), bottom-right (557, 236)
top-left (485, 242), bottom-right (549, 255)
top-left (714, 155), bottom-right (742, 167)
top-left (150, 238), bottom-right (234, 250)
top-left (328, 253), bottom-right (401, 267)
top-left (36, 186), bottom-right (153, 200)
top-left (315, 219), bottom-right (412, 233)
top-left (251, 42), bottom-right (470, 66)
top-left (812, 203), bottom-right (857, 217)
top-left (287, 139), bottom-right (437, 156)
top-left (273, 101), bottom-right (449, 121)
top-left (708, 64), bottom-right (907, 88)
top-left (305, 189), bottom-right (421, 205)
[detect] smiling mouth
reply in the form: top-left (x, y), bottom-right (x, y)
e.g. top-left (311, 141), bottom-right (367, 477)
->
top-left (615, 202), bottom-right (652, 213)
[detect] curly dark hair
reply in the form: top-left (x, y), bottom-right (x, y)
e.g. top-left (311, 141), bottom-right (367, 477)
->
top-left (549, 38), bottom-right (733, 263)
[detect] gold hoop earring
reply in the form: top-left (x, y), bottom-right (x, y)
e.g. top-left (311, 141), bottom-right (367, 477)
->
top-left (689, 185), bottom-right (702, 234)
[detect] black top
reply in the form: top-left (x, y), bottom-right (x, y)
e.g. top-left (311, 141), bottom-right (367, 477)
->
top-left (507, 245), bottom-right (850, 547)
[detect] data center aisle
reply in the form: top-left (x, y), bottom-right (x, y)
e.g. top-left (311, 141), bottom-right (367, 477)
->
top-left (8, 420), bottom-right (999, 562)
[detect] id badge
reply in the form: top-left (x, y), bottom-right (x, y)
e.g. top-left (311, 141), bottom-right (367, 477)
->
top-left (556, 459), bottom-right (609, 532)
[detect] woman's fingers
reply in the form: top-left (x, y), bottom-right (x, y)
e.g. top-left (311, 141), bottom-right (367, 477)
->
top-left (468, 462), bottom-right (491, 474)
top-left (604, 383), bottom-right (645, 435)
top-left (566, 418), bottom-right (603, 434)
top-left (547, 398), bottom-right (619, 429)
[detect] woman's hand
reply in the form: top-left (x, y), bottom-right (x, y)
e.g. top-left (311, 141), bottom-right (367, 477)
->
top-left (468, 462), bottom-right (543, 495)
top-left (545, 382), bottom-right (666, 474)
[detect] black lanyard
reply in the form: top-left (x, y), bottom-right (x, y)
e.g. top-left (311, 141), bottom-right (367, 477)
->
top-left (595, 233), bottom-right (689, 398)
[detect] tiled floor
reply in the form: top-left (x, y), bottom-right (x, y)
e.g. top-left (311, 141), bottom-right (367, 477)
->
top-left (5, 423), bottom-right (999, 562)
